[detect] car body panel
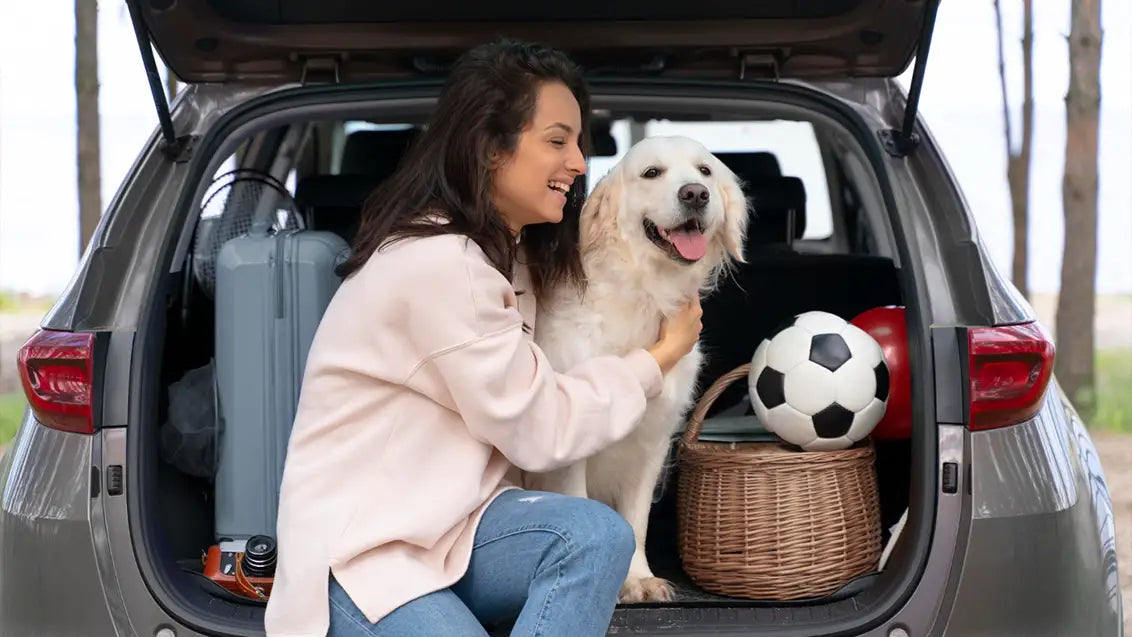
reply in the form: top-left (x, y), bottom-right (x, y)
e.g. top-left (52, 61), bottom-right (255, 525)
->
top-left (941, 388), bottom-right (1122, 636)
top-left (806, 77), bottom-right (1005, 328)
top-left (0, 414), bottom-right (119, 636)
top-left (970, 394), bottom-right (1078, 519)
top-left (41, 84), bottom-right (278, 334)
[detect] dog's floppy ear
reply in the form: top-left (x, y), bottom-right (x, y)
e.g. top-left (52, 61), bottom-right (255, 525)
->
top-left (579, 166), bottom-right (624, 253)
top-left (716, 164), bottom-right (750, 263)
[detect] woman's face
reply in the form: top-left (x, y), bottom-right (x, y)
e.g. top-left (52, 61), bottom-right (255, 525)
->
top-left (491, 81), bottom-right (588, 234)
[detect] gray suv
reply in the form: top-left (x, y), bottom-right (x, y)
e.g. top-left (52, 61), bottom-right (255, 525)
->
top-left (2, 0), bottom-right (1121, 636)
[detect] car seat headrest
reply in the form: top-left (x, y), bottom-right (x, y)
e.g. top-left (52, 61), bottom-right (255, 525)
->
top-left (745, 176), bottom-right (807, 248)
top-left (340, 128), bottom-right (418, 176)
top-left (294, 174), bottom-right (380, 245)
top-left (293, 127), bottom-right (420, 244)
top-left (716, 151), bottom-right (782, 181)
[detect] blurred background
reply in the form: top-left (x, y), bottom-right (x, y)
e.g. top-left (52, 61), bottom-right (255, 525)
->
top-left (0, 0), bottom-right (1129, 625)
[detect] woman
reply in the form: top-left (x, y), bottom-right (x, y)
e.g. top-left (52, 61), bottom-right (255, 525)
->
top-left (264, 39), bottom-right (703, 637)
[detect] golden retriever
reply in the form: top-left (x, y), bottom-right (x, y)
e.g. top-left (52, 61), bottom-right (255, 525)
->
top-left (524, 135), bottom-right (750, 602)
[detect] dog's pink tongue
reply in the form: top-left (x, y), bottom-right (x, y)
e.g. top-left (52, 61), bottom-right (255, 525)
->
top-left (669, 230), bottom-right (707, 260)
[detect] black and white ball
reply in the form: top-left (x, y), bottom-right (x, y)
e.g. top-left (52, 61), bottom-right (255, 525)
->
top-left (749, 311), bottom-right (889, 451)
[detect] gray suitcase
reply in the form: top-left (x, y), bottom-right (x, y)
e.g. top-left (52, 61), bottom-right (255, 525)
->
top-left (213, 220), bottom-right (349, 546)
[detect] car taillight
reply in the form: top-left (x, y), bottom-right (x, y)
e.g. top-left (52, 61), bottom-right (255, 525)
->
top-left (967, 321), bottom-right (1055, 431)
top-left (16, 329), bottom-right (96, 435)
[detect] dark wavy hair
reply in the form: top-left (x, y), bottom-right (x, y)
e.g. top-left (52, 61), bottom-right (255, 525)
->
top-left (335, 38), bottom-right (591, 299)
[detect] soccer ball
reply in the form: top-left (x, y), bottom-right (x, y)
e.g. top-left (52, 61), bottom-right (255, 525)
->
top-left (748, 311), bottom-right (889, 452)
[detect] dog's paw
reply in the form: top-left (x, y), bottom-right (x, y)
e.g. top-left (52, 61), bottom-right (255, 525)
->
top-left (618, 576), bottom-right (674, 604)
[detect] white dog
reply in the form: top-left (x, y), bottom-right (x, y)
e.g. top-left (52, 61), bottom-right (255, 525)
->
top-left (524, 135), bottom-right (750, 603)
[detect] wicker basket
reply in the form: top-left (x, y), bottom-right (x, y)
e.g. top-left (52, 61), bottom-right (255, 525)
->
top-left (676, 364), bottom-right (882, 601)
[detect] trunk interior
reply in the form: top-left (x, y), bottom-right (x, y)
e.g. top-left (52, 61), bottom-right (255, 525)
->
top-left (140, 82), bottom-right (927, 634)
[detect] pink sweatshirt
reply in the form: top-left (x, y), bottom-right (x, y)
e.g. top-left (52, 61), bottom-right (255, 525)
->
top-left (263, 233), bottom-right (663, 636)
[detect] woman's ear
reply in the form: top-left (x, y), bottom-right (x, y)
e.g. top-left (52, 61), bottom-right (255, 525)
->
top-left (487, 139), bottom-right (511, 171)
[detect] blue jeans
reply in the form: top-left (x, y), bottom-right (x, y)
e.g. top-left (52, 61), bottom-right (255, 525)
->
top-left (327, 489), bottom-right (636, 636)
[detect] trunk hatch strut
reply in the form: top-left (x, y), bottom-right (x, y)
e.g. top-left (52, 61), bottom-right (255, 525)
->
top-left (879, 0), bottom-right (941, 158)
top-left (125, 0), bottom-right (194, 160)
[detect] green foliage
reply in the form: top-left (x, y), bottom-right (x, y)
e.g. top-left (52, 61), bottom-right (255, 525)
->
top-left (1092, 349), bottom-right (1132, 432)
top-left (0, 393), bottom-right (26, 447)
top-left (0, 291), bottom-right (54, 313)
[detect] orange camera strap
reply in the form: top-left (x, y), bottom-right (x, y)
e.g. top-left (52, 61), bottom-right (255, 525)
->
top-left (234, 552), bottom-right (269, 601)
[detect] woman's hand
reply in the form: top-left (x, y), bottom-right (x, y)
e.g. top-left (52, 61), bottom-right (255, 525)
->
top-left (647, 296), bottom-right (703, 374)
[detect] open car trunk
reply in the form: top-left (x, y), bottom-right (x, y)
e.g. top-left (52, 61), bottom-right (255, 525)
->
top-left (126, 0), bottom-right (940, 158)
top-left (133, 77), bottom-right (933, 636)
top-left (134, 0), bottom-right (934, 83)
top-left (124, 0), bottom-right (944, 634)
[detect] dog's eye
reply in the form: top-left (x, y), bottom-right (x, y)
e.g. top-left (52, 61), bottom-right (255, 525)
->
top-left (698, 165), bottom-right (712, 176)
top-left (642, 167), bottom-right (661, 179)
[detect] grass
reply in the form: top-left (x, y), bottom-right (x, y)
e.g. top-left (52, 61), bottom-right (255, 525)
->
top-left (0, 290), bottom-right (53, 313)
top-left (1093, 348), bottom-right (1132, 433)
top-left (0, 393), bottom-right (26, 448)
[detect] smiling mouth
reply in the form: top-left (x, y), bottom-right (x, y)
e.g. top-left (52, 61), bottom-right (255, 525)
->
top-left (643, 217), bottom-right (708, 263)
top-left (548, 181), bottom-right (570, 196)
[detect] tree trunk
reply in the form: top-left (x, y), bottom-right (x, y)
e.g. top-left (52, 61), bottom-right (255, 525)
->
top-left (995, 0), bottom-right (1034, 300)
top-left (1012, 0), bottom-right (1034, 299)
top-left (76, 0), bottom-right (101, 255)
top-left (1056, 0), bottom-right (1102, 414)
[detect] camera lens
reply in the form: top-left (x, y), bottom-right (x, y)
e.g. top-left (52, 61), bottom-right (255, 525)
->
top-left (243, 534), bottom-right (277, 578)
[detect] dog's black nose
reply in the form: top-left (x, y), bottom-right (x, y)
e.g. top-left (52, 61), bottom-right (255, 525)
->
top-left (678, 183), bottom-right (709, 208)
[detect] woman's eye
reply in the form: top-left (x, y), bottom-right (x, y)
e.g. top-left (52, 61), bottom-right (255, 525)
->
top-left (699, 165), bottom-right (712, 176)
top-left (642, 167), bottom-right (661, 179)
top-left (550, 139), bottom-right (566, 147)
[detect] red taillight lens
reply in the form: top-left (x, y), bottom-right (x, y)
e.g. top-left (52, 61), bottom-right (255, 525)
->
top-left (16, 330), bottom-right (96, 435)
top-left (968, 322), bottom-right (1055, 430)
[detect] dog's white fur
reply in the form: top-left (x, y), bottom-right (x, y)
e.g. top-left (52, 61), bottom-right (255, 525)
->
top-left (524, 135), bottom-right (750, 603)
